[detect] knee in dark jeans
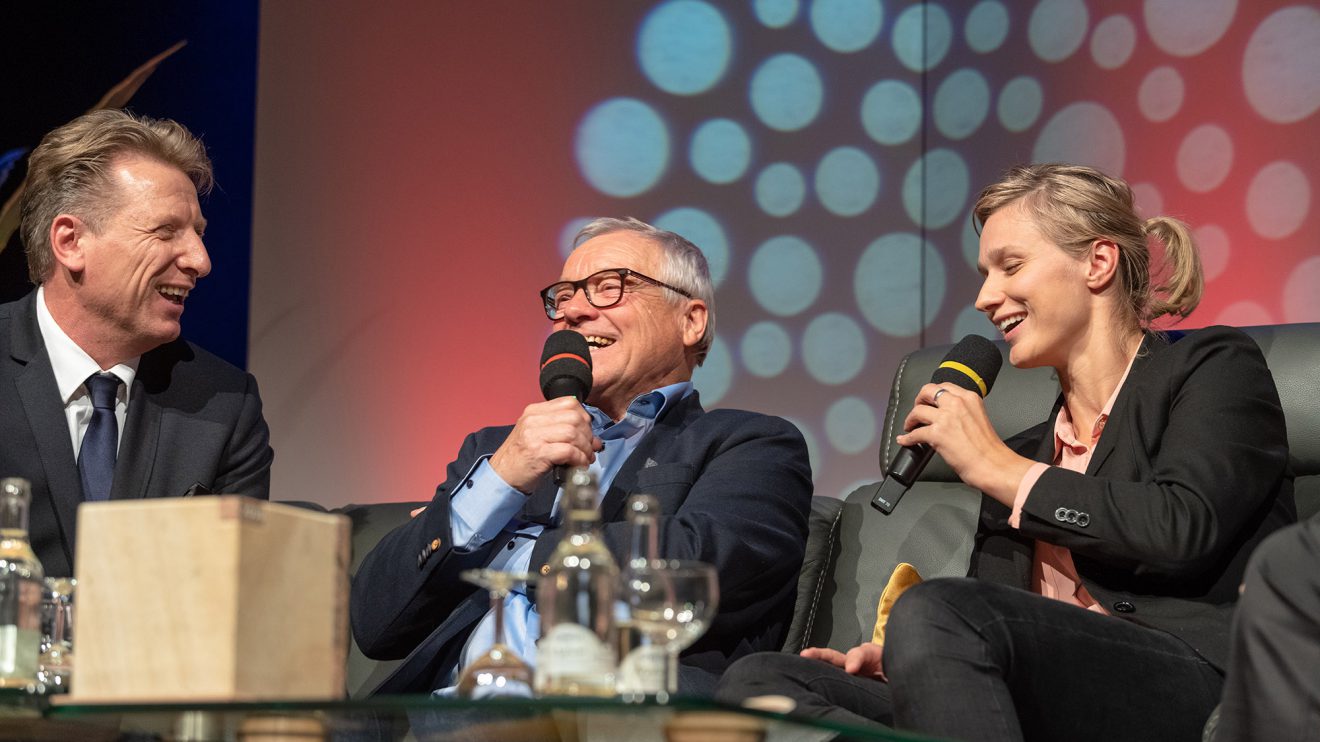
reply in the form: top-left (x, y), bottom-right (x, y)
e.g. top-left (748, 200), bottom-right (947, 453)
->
top-left (883, 578), bottom-right (992, 675)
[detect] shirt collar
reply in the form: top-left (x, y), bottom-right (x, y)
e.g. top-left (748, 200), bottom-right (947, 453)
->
top-left (586, 381), bottom-right (693, 439)
top-left (35, 286), bottom-right (140, 403)
top-left (1052, 347), bottom-right (1139, 455)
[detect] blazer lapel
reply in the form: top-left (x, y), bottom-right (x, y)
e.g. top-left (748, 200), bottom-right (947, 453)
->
top-left (1086, 334), bottom-right (1162, 477)
top-left (598, 392), bottom-right (704, 523)
top-left (109, 362), bottom-right (162, 500)
top-left (10, 295), bottom-right (83, 565)
top-left (107, 343), bottom-right (168, 499)
top-left (1033, 396), bottom-right (1063, 465)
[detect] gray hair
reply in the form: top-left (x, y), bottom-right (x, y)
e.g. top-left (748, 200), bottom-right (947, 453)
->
top-left (573, 216), bottom-right (716, 365)
top-left (20, 108), bottom-right (213, 285)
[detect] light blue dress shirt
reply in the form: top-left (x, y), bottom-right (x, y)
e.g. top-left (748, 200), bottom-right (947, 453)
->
top-left (438, 381), bottom-right (693, 695)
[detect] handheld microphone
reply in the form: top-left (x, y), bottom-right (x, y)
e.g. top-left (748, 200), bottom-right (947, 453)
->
top-left (540, 330), bottom-right (593, 402)
top-left (871, 335), bottom-right (1003, 515)
top-left (539, 330), bottom-right (593, 485)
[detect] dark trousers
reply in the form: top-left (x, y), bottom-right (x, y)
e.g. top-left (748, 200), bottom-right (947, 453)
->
top-left (716, 578), bottom-right (1223, 742)
top-left (1217, 517), bottom-right (1320, 740)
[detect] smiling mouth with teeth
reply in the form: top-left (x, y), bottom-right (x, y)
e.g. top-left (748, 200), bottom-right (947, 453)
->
top-left (157, 286), bottom-right (189, 305)
top-left (582, 335), bottom-right (616, 349)
top-left (997, 316), bottom-right (1024, 335)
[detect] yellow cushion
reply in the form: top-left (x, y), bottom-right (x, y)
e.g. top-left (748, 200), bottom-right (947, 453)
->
top-left (871, 562), bottom-right (923, 647)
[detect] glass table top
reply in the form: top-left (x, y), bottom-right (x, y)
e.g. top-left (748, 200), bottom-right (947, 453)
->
top-left (0, 692), bottom-right (951, 741)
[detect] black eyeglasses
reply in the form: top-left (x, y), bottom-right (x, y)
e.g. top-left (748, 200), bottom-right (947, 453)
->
top-left (539, 268), bottom-right (692, 320)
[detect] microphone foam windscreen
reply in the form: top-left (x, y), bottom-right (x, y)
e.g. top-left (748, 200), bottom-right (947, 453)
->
top-left (931, 335), bottom-right (1003, 398)
top-left (539, 330), bottom-right (593, 401)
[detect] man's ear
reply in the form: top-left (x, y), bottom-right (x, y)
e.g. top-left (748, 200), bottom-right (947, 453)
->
top-left (49, 215), bottom-right (88, 273)
top-left (680, 299), bottom-right (708, 349)
top-left (1086, 239), bottom-right (1121, 292)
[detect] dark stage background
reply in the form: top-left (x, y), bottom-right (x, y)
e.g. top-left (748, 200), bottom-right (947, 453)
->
top-left (0, 1), bottom-right (257, 367)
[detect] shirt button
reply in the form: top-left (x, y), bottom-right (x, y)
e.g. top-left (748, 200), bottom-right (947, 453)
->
top-left (1113, 601), bottom-right (1135, 614)
top-left (465, 480), bottom-right (474, 488)
top-left (507, 541), bottom-right (516, 551)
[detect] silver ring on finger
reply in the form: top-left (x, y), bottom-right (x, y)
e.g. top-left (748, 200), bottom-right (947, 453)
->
top-left (933, 388), bottom-right (947, 406)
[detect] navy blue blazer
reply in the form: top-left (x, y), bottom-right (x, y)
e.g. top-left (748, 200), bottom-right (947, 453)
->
top-left (0, 292), bottom-right (274, 577)
top-left (350, 392), bottom-right (813, 694)
top-left (970, 326), bottom-right (1295, 669)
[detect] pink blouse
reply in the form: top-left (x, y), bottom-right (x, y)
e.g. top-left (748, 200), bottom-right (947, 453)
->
top-left (1009, 356), bottom-right (1136, 612)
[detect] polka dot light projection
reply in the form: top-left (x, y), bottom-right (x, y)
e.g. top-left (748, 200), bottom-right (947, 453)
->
top-left (569, 0), bottom-right (1320, 498)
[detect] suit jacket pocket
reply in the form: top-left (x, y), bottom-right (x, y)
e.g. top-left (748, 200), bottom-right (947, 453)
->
top-left (633, 462), bottom-right (698, 508)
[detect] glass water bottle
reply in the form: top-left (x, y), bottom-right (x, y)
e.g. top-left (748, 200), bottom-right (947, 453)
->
top-left (535, 467), bottom-right (618, 696)
top-left (0, 478), bottom-right (44, 689)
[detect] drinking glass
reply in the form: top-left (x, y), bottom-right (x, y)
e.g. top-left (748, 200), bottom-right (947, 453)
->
top-left (455, 569), bottom-right (535, 699)
top-left (622, 560), bottom-right (718, 696)
top-left (38, 577), bottom-right (75, 692)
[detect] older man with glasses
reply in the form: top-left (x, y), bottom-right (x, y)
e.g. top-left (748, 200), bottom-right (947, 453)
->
top-left (351, 217), bottom-right (813, 698)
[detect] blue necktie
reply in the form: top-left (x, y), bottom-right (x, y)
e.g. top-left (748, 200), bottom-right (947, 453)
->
top-left (78, 373), bottom-right (121, 502)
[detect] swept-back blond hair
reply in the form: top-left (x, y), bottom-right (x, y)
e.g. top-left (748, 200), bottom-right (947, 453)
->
top-left (974, 163), bottom-right (1202, 327)
top-left (20, 108), bottom-right (213, 284)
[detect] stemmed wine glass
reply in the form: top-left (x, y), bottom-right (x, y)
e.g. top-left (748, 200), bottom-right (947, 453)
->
top-left (621, 560), bottom-right (719, 698)
top-left (455, 569), bottom-right (535, 699)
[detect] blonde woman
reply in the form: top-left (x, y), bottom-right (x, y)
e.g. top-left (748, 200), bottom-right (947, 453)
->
top-left (717, 163), bottom-right (1294, 742)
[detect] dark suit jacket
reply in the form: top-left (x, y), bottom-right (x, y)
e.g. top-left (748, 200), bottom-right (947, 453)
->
top-left (970, 326), bottom-right (1295, 669)
top-left (350, 392), bottom-right (813, 695)
top-left (0, 292), bottom-right (274, 577)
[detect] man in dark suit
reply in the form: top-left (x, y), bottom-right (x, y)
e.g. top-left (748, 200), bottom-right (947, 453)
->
top-left (0, 109), bottom-right (273, 577)
top-left (351, 217), bottom-right (812, 697)
top-left (1216, 514), bottom-right (1320, 740)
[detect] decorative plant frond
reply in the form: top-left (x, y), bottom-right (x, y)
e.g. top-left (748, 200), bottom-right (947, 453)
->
top-left (92, 39), bottom-right (187, 111)
top-left (0, 40), bottom-right (187, 257)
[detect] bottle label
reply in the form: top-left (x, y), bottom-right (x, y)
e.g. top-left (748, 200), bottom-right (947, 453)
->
top-left (537, 623), bottom-right (615, 692)
top-left (0, 626), bottom-right (39, 680)
top-left (617, 643), bottom-right (668, 695)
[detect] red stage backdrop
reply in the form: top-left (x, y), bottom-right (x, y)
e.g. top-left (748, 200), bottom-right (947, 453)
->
top-left (251, 0), bottom-right (1320, 507)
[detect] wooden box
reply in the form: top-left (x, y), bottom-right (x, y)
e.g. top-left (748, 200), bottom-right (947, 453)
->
top-left (71, 497), bottom-right (350, 702)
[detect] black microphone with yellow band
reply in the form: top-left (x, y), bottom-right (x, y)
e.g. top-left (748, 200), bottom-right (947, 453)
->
top-left (872, 335), bottom-right (1003, 515)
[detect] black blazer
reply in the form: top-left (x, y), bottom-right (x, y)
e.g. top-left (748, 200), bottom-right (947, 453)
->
top-left (0, 292), bottom-right (274, 577)
top-left (970, 326), bottom-right (1295, 669)
top-left (350, 392), bottom-right (814, 694)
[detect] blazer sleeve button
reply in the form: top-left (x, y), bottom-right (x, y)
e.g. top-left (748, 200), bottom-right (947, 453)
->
top-left (1076, 512), bottom-right (1090, 527)
top-left (1113, 601), bottom-right (1135, 613)
top-left (540, 564), bottom-right (551, 576)
top-left (1054, 507), bottom-right (1069, 522)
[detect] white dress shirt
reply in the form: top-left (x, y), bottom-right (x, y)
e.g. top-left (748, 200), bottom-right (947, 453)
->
top-left (33, 286), bottom-right (140, 458)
